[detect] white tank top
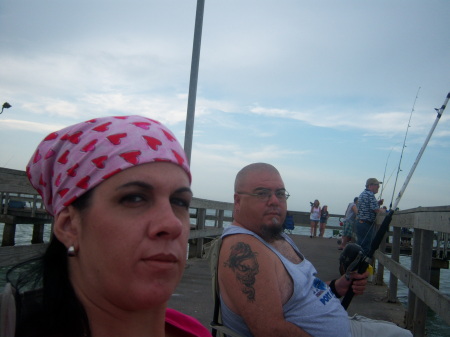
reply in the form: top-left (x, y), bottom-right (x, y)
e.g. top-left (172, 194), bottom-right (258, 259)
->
top-left (310, 206), bottom-right (321, 221)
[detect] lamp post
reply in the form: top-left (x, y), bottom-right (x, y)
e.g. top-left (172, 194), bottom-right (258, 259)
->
top-left (1, 102), bottom-right (12, 114)
top-left (184, 0), bottom-right (205, 164)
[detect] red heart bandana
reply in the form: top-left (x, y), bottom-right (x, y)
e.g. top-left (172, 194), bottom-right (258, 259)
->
top-left (26, 115), bottom-right (191, 216)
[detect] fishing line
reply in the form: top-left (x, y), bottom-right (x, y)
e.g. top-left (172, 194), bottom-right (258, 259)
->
top-left (2, 155), bottom-right (15, 167)
top-left (382, 167), bottom-right (397, 194)
top-left (378, 147), bottom-right (393, 201)
top-left (389, 87), bottom-right (421, 209)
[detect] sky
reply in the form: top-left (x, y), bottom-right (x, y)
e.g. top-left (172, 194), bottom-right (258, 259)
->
top-left (1, 0), bottom-right (449, 214)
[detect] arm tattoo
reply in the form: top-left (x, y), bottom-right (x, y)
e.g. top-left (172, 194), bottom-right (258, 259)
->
top-left (224, 242), bottom-right (259, 302)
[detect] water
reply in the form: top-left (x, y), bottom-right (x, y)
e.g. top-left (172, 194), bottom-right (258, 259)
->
top-left (2, 216), bottom-right (448, 335)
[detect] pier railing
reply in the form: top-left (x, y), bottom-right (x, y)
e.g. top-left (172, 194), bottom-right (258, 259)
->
top-left (373, 206), bottom-right (450, 336)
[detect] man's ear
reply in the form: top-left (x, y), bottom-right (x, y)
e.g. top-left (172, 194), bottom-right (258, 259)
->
top-left (53, 206), bottom-right (81, 249)
top-left (234, 193), bottom-right (240, 213)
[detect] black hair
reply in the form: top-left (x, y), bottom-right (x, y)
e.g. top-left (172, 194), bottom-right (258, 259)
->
top-left (8, 189), bottom-right (94, 337)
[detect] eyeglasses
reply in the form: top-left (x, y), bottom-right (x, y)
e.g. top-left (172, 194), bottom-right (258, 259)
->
top-left (237, 189), bottom-right (290, 202)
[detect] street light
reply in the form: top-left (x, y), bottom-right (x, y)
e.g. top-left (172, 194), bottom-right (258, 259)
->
top-left (1, 102), bottom-right (12, 114)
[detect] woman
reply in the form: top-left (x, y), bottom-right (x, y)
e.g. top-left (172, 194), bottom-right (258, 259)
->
top-left (309, 199), bottom-right (321, 238)
top-left (319, 205), bottom-right (330, 237)
top-left (9, 115), bottom-right (211, 337)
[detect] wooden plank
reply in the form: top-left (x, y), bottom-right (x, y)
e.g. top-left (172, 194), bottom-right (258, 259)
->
top-left (190, 197), bottom-right (234, 211)
top-left (0, 244), bottom-right (48, 267)
top-left (0, 168), bottom-right (37, 194)
top-left (189, 227), bottom-right (223, 239)
top-left (390, 210), bottom-right (450, 233)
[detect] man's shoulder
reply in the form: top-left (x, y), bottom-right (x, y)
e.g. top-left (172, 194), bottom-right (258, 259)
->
top-left (359, 189), bottom-right (373, 199)
top-left (220, 232), bottom-right (281, 266)
top-left (221, 232), bottom-right (267, 250)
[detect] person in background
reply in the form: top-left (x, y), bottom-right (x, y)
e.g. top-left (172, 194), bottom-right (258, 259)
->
top-left (5, 115), bottom-right (211, 337)
top-left (282, 211), bottom-right (295, 234)
top-left (319, 205), bottom-right (330, 237)
top-left (338, 197), bottom-right (358, 250)
top-left (356, 178), bottom-right (384, 255)
top-left (309, 199), bottom-right (321, 238)
top-left (217, 163), bottom-right (412, 337)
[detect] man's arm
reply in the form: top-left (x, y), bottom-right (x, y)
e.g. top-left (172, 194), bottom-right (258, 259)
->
top-left (371, 194), bottom-right (382, 213)
top-left (218, 234), bottom-right (312, 337)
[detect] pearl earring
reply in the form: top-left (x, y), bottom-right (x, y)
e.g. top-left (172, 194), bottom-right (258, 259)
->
top-left (67, 245), bottom-right (76, 257)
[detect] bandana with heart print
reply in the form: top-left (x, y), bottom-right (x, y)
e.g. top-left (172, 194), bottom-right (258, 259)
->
top-left (26, 115), bottom-right (191, 216)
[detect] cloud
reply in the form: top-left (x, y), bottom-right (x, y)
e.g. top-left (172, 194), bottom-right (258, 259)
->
top-left (0, 119), bottom-right (67, 134)
top-left (246, 102), bottom-right (450, 139)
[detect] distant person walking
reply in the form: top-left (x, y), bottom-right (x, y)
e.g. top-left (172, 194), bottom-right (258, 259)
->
top-left (356, 178), bottom-right (384, 254)
top-left (309, 199), bottom-right (321, 238)
top-left (338, 197), bottom-right (358, 250)
top-left (319, 205), bottom-right (330, 237)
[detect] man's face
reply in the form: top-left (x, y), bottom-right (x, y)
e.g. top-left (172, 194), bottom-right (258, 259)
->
top-left (234, 169), bottom-right (287, 238)
top-left (368, 183), bottom-right (380, 194)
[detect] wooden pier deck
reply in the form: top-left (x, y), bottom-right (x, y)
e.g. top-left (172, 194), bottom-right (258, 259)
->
top-left (169, 234), bottom-right (410, 332)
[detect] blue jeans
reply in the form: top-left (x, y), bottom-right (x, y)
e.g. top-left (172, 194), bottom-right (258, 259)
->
top-left (355, 220), bottom-right (375, 255)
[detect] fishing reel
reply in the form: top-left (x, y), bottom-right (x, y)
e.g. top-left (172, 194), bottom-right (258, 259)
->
top-left (339, 243), bottom-right (365, 277)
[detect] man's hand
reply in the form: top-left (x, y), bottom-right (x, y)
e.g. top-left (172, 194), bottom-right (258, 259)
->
top-left (349, 270), bottom-right (369, 295)
top-left (333, 270), bottom-right (369, 297)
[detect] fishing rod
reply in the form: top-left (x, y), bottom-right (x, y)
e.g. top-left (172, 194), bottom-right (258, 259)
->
top-left (341, 91), bottom-right (450, 310)
top-left (389, 87), bottom-right (421, 209)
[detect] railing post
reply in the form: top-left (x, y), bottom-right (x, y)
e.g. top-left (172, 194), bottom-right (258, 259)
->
top-left (1, 221), bottom-right (16, 246)
top-left (374, 220), bottom-right (387, 285)
top-left (412, 229), bottom-right (433, 337)
top-left (195, 208), bottom-right (206, 258)
top-left (32, 195), bottom-right (38, 217)
top-left (406, 228), bottom-right (421, 330)
top-left (387, 226), bottom-right (401, 302)
top-left (217, 209), bottom-right (224, 229)
top-left (32, 223), bottom-right (45, 244)
top-left (0, 192), bottom-right (4, 213)
top-left (444, 232), bottom-right (449, 259)
top-left (3, 192), bottom-right (10, 214)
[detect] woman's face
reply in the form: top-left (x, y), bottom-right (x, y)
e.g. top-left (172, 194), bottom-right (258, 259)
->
top-left (69, 162), bottom-right (192, 311)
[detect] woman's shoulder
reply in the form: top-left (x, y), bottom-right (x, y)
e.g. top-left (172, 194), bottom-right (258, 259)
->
top-left (165, 308), bottom-right (211, 337)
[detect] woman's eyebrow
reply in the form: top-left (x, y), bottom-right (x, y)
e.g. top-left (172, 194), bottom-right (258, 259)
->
top-left (175, 187), bottom-right (193, 195)
top-left (116, 181), bottom-right (153, 191)
top-left (116, 182), bottom-right (193, 195)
